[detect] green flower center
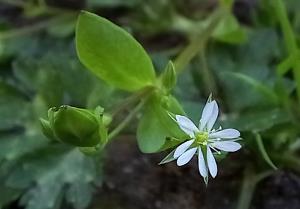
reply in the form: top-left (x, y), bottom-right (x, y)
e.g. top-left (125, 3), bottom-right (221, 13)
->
top-left (195, 132), bottom-right (209, 145)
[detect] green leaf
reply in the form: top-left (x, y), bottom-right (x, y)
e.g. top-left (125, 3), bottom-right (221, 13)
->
top-left (224, 108), bottom-right (290, 132)
top-left (0, 133), bottom-right (47, 162)
top-left (47, 14), bottom-right (77, 38)
top-left (137, 102), bottom-right (170, 153)
top-left (13, 147), bottom-right (100, 209)
top-left (66, 181), bottom-right (93, 209)
top-left (76, 11), bottom-right (156, 91)
top-left (0, 81), bottom-right (29, 130)
top-left (254, 132), bottom-right (277, 170)
top-left (276, 51), bottom-right (300, 75)
top-left (212, 14), bottom-right (247, 44)
top-left (224, 72), bottom-right (279, 105)
top-left (0, 38), bottom-right (103, 209)
top-left (137, 94), bottom-right (186, 153)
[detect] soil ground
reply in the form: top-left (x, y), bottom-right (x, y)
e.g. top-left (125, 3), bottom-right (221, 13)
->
top-left (91, 137), bottom-right (300, 209)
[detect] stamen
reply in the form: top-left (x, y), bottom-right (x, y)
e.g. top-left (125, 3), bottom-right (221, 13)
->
top-left (209, 145), bottom-right (221, 154)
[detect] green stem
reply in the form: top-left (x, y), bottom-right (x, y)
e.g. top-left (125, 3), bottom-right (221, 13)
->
top-left (108, 101), bottom-right (145, 141)
top-left (173, 8), bottom-right (225, 73)
top-left (199, 43), bottom-right (218, 94)
top-left (171, 15), bottom-right (197, 34)
top-left (0, 0), bottom-right (75, 14)
top-left (0, 0), bottom-right (24, 7)
top-left (237, 166), bottom-right (274, 209)
top-left (111, 86), bottom-right (154, 117)
top-left (273, 0), bottom-right (300, 102)
top-left (0, 13), bottom-right (76, 40)
top-left (273, 0), bottom-right (297, 53)
top-left (236, 166), bottom-right (256, 209)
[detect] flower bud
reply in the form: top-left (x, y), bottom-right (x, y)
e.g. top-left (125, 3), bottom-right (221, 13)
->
top-left (40, 105), bottom-right (107, 147)
top-left (161, 61), bottom-right (177, 92)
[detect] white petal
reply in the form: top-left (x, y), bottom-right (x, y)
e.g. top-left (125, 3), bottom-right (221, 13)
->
top-left (211, 141), bottom-right (241, 152)
top-left (206, 101), bottom-right (219, 131)
top-left (209, 129), bottom-right (240, 139)
top-left (177, 148), bottom-right (197, 166)
top-left (175, 115), bottom-right (198, 137)
top-left (198, 147), bottom-right (208, 178)
top-left (207, 146), bottom-right (217, 178)
top-left (199, 101), bottom-right (214, 131)
top-left (173, 139), bottom-right (195, 158)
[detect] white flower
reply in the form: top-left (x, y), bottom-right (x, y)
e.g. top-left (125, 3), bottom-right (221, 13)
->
top-left (164, 97), bottom-right (241, 182)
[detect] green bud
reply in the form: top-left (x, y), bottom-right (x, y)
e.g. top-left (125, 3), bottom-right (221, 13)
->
top-left (79, 146), bottom-right (100, 156)
top-left (41, 105), bottom-right (108, 147)
top-left (161, 61), bottom-right (177, 92)
top-left (160, 95), bottom-right (170, 109)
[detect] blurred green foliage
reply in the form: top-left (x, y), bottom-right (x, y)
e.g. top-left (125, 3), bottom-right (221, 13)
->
top-left (0, 0), bottom-right (300, 209)
top-left (0, 36), bottom-right (109, 208)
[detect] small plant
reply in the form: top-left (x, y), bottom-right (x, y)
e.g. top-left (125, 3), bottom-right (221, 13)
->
top-left (40, 10), bottom-right (243, 184)
top-left (1, 0), bottom-right (299, 209)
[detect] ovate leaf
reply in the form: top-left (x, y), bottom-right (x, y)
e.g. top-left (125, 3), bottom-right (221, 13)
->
top-left (137, 94), bottom-right (186, 153)
top-left (137, 106), bottom-right (169, 153)
top-left (76, 11), bottom-right (156, 91)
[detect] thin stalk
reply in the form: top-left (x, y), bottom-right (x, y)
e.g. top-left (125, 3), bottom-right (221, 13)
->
top-left (173, 8), bottom-right (225, 73)
top-left (273, 0), bottom-right (300, 102)
top-left (273, 0), bottom-right (297, 53)
top-left (108, 101), bottom-right (145, 141)
top-left (199, 43), bottom-right (218, 94)
top-left (236, 166), bottom-right (256, 209)
top-left (0, 13), bottom-right (76, 40)
top-left (171, 15), bottom-right (197, 34)
top-left (237, 166), bottom-right (274, 209)
top-left (0, 0), bottom-right (75, 14)
top-left (110, 86), bottom-right (154, 117)
top-left (0, 0), bottom-right (24, 7)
